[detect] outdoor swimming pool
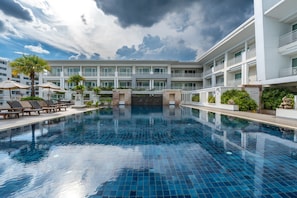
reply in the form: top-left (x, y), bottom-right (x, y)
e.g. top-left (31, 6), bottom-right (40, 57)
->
top-left (0, 106), bottom-right (297, 198)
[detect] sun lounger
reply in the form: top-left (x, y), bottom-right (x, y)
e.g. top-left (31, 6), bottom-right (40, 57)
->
top-left (7, 100), bottom-right (41, 116)
top-left (0, 108), bottom-right (21, 119)
top-left (19, 101), bottom-right (42, 115)
top-left (29, 100), bottom-right (56, 113)
top-left (45, 100), bottom-right (67, 111)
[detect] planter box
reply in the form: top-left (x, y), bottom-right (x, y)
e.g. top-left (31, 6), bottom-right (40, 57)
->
top-left (276, 108), bottom-right (297, 119)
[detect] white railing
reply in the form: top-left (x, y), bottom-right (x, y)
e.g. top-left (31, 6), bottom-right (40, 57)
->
top-left (279, 29), bottom-right (297, 47)
top-left (204, 68), bottom-right (213, 76)
top-left (214, 63), bottom-right (224, 72)
top-left (246, 48), bottom-right (256, 59)
top-left (228, 79), bottom-right (242, 87)
top-left (227, 56), bottom-right (242, 66)
top-left (279, 67), bottom-right (297, 77)
top-left (171, 73), bottom-right (202, 78)
top-left (118, 72), bottom-right (132, 77)
top-left (82, 72), bottom-right (97, 76)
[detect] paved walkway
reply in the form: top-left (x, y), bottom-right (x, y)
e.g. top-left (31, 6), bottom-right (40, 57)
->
top-left (0, 107), bottom-right (98, 131)
top-left (183, 104), bottom-right (297, 130)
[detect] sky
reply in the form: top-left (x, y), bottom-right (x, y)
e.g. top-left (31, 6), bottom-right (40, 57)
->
top-left (0, 0), bottom-right (254, 62)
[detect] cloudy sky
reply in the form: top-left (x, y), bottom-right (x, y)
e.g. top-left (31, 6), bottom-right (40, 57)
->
top-left (0, 0), bottom-right (253, 61)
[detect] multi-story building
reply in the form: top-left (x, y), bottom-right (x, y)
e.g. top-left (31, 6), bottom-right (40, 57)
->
top-left (2, 0), bottom-right (297, 108)
top-left (0, 58), bottom-right (33, 105)
top-left (43, 60), bottom-right (202, 92)
top-left (193, 0), bottom-right (297, 107)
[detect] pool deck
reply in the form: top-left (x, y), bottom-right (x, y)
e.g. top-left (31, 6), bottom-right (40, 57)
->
top-left (0, 107), bottom-right (99, 131)
top-left (1, 105), bottom-right (297, 131)
top-left (183, 104), bottom-right (297, 130)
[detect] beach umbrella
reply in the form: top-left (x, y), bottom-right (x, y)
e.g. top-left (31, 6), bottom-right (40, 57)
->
top-left (0, 80), bottom-right (30, 99)
top-left (37, 82), bottom-right (61, 100)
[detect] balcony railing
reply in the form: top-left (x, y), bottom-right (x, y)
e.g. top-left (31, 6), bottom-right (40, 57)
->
top-left (279, 67), bottom-right (297, 77)
top-left (228, 79), bottom-right (242, 87)
top-left (214, 63), bottom-right (224, 72)
top-left (246, 48), bottom-right (256, 59)
top-left (118, 72), bottom-right (132, 77)
top-left (47, 72), bottom-right (61, 77)
top-left (204, 68), bottom-right (213, 76)
top-left (82, 72), bottom-right (97, 76)
top-left (171, 73), bottom-right (202, 78)
top-left (227, 56), bottom-right (242, 66)
top-left (279, 29), bottom-right (297, 47)
top-left (100, 72), bottom-right (115, 77)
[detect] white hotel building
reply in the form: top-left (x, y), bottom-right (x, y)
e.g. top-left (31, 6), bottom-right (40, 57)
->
top-left (1, 0), bottom-right (297, 106)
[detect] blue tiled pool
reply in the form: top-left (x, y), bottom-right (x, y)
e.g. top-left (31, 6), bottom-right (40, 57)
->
top-left (0, 106), bottom-right (297, 197)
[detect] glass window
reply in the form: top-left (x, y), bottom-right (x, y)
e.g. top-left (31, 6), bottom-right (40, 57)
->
top-left (234, 51), bottom-right (242, 58)
top-left (292, 58), bottom-right (297, 68)
top-left (292, 23), bottom-right (297, 31)
top-left (235, 73), bottom-right (242, 79)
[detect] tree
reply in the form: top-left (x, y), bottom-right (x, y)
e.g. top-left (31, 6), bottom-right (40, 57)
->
top-left (67, 74), bottom-right (85, 93)
top-left (10, 55), bottom-right (51, 97)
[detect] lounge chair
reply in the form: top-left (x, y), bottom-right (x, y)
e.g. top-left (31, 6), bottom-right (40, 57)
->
top-left (0, 106), bottom-right (21, 119)
top-left (45, 100), bottom-right (67, 111)
top-left (19, 101), bottom-right (42, 115)
top-left (7, 100), bottom-right (41, 116)
top-left (29, 100), bottom-right (56, 113)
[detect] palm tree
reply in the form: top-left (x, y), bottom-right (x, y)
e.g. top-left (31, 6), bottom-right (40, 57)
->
top-left (67, 74), bottom-right (85, 93)
top-left (10, 55), bottom-right (51, 97)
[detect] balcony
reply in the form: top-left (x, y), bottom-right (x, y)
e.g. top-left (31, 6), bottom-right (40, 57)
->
top-left (227, 56), bottom-right (242, 66)
top-left (82, 72), bottom-right (97, 76)
top-left (118, 72), bottom-right (132, 77)
top-left (214, 63), bottom-right (224, 72)
top-left (228, 79), bottom-right (242, 87)
top-left (100, 72), bottom-right (115, 77)
top-left (279, 30), bottom-right (297, 47)
top-left (246, 48), bottom-right (256, 59)
top-left (204, 68), bottom-right (213, 76)
top-left (279, 67), bottom-right (297, 77)
top-left (171, 73), bottom-right (202, 78)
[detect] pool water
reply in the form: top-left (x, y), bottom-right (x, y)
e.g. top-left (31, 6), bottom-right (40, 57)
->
top-left (0, 106), bottom-right (297, 198)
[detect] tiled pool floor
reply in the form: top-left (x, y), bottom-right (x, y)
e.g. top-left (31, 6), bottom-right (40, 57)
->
top-left (0, 106), bottom-right (297, 197)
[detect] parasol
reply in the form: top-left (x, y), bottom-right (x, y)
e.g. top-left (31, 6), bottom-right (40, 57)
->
top-left (0, 80), bottom-right (30, 99)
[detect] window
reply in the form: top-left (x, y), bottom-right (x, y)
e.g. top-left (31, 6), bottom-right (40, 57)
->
top-left (292, 58), bottom-right (297, 68)
top-left (235, 73), bottom-right (242, 80)
top-left (136, 67), bottom-right (150, 74)
top-left (234, 51), bottom-right (242, 58)
top-left (292, 23), bottom-right (297, 31)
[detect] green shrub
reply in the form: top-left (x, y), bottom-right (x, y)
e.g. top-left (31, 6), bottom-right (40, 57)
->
top-left (85, 101), bottom-right (93, 107)
top-left (221, 89), bottom-right (257, 111)
top-left (192, 94), bottom-right (200, 102)
top-left (208, 95), bottom-right (215, 103)
top-left (261, 87), bottom-right (293, 110)
top-left (21, 96), bottom-right (43, 101)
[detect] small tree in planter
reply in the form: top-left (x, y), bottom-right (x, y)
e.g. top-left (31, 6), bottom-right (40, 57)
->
top-left (68, 74), bottom-right (85, 105)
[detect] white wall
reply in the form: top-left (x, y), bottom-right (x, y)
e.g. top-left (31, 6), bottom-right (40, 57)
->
top-left (254, 0), bottom-right (290, 82)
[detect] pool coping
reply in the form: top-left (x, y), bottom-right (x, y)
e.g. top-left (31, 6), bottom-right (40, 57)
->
top-left (1, 105), bottom-right (297, 131)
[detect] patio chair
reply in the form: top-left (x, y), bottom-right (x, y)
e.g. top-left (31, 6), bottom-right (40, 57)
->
top-left (19, 101), bottom-right (42, 115)
top-left (0, 105), bottom-right (21, 119)
top-left (45, 100), bottom-right (67, 111)
top-left (29, 100), bottom-right (56, 113)
top-left (7, 100), bottom-right (41, 116)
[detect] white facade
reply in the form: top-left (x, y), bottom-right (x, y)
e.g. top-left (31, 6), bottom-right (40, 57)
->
top-left (42, 60), bottom-right (202, 100)
top-left (2, 0), bottom-right (297, 106)
top-left (192, 0), bottom-right (297, 107)
top-left (0, 58), bottom-right (32, 105)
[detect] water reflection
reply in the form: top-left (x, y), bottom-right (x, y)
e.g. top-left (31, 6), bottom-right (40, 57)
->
top-left (0, 106), bottom-right (296, 197)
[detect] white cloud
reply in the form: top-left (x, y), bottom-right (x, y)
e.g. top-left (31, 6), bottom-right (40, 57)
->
top-left (24, 44), bottom-right (50, 54)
